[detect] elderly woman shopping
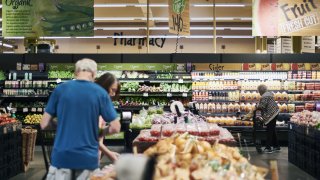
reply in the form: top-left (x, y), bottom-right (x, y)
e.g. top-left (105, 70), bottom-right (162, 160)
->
top-left (256, 84), bottom-right (281, 154)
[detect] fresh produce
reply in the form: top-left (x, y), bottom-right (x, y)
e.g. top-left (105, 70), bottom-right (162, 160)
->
top-left (121, 82), bottom-right (139, 92)
top-left (290, 110), bottom-right (320, 127)
top-left (143, 134), bottom-right (267, 180)
top-left (120, 71), bottom-right (149, 79)
top-left (48, 70), bottom-right (73, 79)
top-left (129, 83), bottom-right (191, 93)
top-left (118, 97), bottom-right (190, 107)
top-left (207, 116), bottom-right (253, 126)
top-left (0, 115), bottom-right (16, 125)
top-left (24, 114), bottom-right (43, 124)
top-left (130, 107), bottom-right (164, 129)
top-left (0, 70), bottom-right (6, 80)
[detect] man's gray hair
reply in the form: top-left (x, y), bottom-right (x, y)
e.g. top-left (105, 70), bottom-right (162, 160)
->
top-left (257, 84), bottom-right (268, 94)
top-left (75, 58), bottom-right (97, 74)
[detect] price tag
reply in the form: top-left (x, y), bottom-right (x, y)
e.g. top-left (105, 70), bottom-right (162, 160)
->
top-left (143, 93), bottom-right (148, 97)
top-left (167, 93), bottom-right (172, 97)
top-left (31, 108), bottom-right (36, 112)
top-left (178, 79), bottom-right (184, 84)
top-left (37, 108), bottom-right (42, 112)
top-left (182, 93), bottom-right (188, 97)
top-left (306, 127), bottom-right (309, 135)
top-left (56, 78), bottom-right (62, 83)
top-left (13, 125), bottom-right (17, 132)
top-left (290, 124), bottom-right (292, 130)
top-left (114, 106), bottom-right (118, 109)
top-left (23, 108), bottom-right (28, 113)
top-left (3, 127), bottom-right (7, 134)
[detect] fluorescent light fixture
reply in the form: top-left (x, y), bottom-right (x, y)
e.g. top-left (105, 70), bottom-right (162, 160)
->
top-left (94, 17), bottom-right (252, 22)
top-left (94, 26), bottom-right (252, 31)
top-left (0, 42), bottom-right (14, 48)
top-left (94, 17), bottom-right (136, 21)
top-left (4, 37), bottom-right (25, 39)
top-left (94, 4), bottom-right (127, 7)
top-left (93, 3), bottom-right (250, 8)
top-left (75, 36), bottom-right (109, 39)
top-left (39, 37), bottom-right (72, 39)
top-left (94, 27), bottom-right (142, 30)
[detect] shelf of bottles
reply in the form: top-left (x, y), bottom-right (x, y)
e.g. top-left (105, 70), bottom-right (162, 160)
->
top-left (191, 71), bottom-right (320, 118)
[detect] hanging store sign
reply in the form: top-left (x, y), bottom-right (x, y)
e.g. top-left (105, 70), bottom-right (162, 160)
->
top-left (2, 0), bottom-right (94, 37)
top-left (271, 63), bottom-right (291, 71)
top-left (253, 0), bottom-right (320, 36)
top-left (113, 32), bottom-right (166, 48)
top-left (168, 0), bottom-right (190, 36)
top-left (193, 63), bottom-right (242, 71)
top-left (301, 36), bottom-right (316, 53)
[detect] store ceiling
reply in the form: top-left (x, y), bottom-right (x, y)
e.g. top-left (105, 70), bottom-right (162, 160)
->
top-left (0, 0), bottom-right (253, 51)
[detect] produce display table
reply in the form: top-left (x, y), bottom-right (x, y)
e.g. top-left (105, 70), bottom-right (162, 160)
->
top-left (132, 136), bottom-right (237, 153)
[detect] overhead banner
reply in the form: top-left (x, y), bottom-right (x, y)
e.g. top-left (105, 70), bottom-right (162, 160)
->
top-left (168, 0), bottom-right (190, 36)
top-left (193, 63), bottom-right (242, 71)
top-left (253, 0), bottom-right (320, 36)
top-left (2, 0), bottom-right (94, 37)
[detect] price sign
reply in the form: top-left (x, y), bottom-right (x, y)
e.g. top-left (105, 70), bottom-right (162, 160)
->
top-left (3, 127), bottom-right (7, 134)
top-left (290, 124), bottom-right (292, 130)
top-left (143, 93), bottom-right (148, 97)
top-left (37, 108), bottom-right (42, 112)
top-left (167, 93), bottom-right (172, 97)
top-left (31, 108), bottom-right (36, 112)
top-left (56, 79), bottom-right (62, 83)
top-left (23, 108), bottom-right (28, 113)
top-left (182, 93), bottom-right (188, 97)
top-left (114, 106), bottom-right (118, 109)
top-left (178, 79), bottom-right (184, 84)
top-left (13, 125), bottom-right (17, 132)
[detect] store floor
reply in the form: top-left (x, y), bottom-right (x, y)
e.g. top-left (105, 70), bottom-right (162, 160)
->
top-left (10, 146), bottom-right (315, 180)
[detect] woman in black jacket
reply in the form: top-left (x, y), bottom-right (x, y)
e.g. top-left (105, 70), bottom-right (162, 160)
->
top-left (256, 84), bottom-right (281, 153)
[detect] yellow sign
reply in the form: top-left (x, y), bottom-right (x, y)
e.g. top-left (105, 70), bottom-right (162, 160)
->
top-left (193, 63), bottom-right (242, 71)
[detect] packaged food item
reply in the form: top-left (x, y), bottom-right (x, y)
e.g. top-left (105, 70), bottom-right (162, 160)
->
top-left (288, 104), bottom-right (295, 113)
top-left (282, 92), bottom-right (288, 101)
top-left (176, 123), bottom-right (187, 134)
top-left (240, 103), bottom-right (246, 112)
top-left (245, 103), bottom-right (252, 112)
top-left (150, 124), bottom-right (162, 136)
top-left (240, 91), bottom-right (246, 101)
top-left (228, 103), bottom-right (234, 113)
top-left (234, 103), bottom-right (240, 112)
top-left (221, 103), bottom-right (228, 113)
top-left (198, 123), bottom-right (210, 136)
top-left (275, 91), bottom-right (282, 101)
top-left (216, 103), bottom-right (222, 113)
top-left (187, 124), bottom-right (198, 136)
top-left (281, 104), bottom-right (288, 113)
top-left (162, 124), bottom-right (175, 137)
top-left (208, 123), bottom-right (220, 136)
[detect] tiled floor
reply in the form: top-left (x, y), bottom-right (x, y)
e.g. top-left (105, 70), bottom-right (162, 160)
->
top-left (10, 146), bottom-right (315, 180)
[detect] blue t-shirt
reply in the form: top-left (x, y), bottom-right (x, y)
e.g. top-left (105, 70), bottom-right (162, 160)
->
top-left (45, 80), bottom-right (117, 170)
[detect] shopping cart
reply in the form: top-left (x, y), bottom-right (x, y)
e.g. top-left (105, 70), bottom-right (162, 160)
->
top-left (39, 127), bottom-right (56, 180)
top-left (252, 110), bottom-right (264, 153)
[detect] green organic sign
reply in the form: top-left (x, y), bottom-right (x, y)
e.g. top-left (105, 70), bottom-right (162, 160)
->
top-left (49, 63), bottom-right (74, 71)
top-left (98, 63), bottom-right (177, 71)
top-left (173, 0), bottom-right (186, 14)
top-left (2, 0), bottom-right (94, 37)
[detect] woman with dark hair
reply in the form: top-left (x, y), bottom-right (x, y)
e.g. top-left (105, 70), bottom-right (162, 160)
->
top-left (96, 73), bottom-right (121, 162)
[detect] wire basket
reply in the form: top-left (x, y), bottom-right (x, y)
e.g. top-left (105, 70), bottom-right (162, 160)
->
top-left (21, 126), bottom-right (37, 167)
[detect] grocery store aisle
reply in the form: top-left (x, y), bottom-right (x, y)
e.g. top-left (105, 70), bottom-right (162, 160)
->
top-left (10, 147), bottom-right (315, 180)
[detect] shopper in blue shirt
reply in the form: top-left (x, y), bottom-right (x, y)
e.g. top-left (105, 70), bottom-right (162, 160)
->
top-left (41, 59), bottom-right (121, 180)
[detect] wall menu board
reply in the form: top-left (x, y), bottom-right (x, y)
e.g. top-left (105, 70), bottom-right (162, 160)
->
top-left (2, 0), bottom-right (94, 37)
top-left (253, 0), bottom-right (320, 36)
top-left (168, 0), bottom-right (190, 36)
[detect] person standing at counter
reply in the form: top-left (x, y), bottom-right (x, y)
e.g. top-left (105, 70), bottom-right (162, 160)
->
top-left (41, 59), bottom-right (121, 179)
top-left (256, 84), bottom-right (280, 154)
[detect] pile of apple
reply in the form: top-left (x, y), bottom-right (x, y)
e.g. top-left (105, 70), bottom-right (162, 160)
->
top-left (0, 114), bottom-right (16, 126)
top-left (24, 114), bottom-right (42, 124)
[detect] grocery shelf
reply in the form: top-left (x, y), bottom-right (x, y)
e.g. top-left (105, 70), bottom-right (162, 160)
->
top-left (119, 78), bottom-right (192, 83)
top-left (192, 89), bottom-right (239, 92)
top-left (192, 78), bottom-right (285, 81)
top-left (0, 95), bottom-right (49, 98)
top-left (116, 106), bottom-right (173, 111)
top-left (120, 92), bottom-right (191, 97)
top-left (2, 88), bottom-right (53, 90)
top-left (287, 79), bottom-right (320, 82)
top-left (194, 100), bottom-right (239, 103)
top-left (199, 112), bottom-right (244, 116)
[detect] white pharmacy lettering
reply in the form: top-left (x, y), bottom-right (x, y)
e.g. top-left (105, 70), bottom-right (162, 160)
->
top-left (279, 13), bottom-right (319, 33)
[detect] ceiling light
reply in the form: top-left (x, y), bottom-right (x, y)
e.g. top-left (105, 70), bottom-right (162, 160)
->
top-left (39, 37), bottom-right (71, 39)
top-left (193, 3), bottom-right (246, 7)
top-left (4, 37), bottom-right (25, 39)
top-left (94, 27), bottom-right (142, 30)
top-left (94, 4), bottom-right (127, 7)
top-left (0, 42), bottom-right (14, 48)
top-left (94, 17), bottom-right (136, 21)
top-left (134, 4), bottom-right (168, 7)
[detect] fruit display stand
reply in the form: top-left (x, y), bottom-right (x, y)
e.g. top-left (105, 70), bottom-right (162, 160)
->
top-left (288, 111), bottom-right (320, 179)
top-left (0, 122), bottom-right (23, 179)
